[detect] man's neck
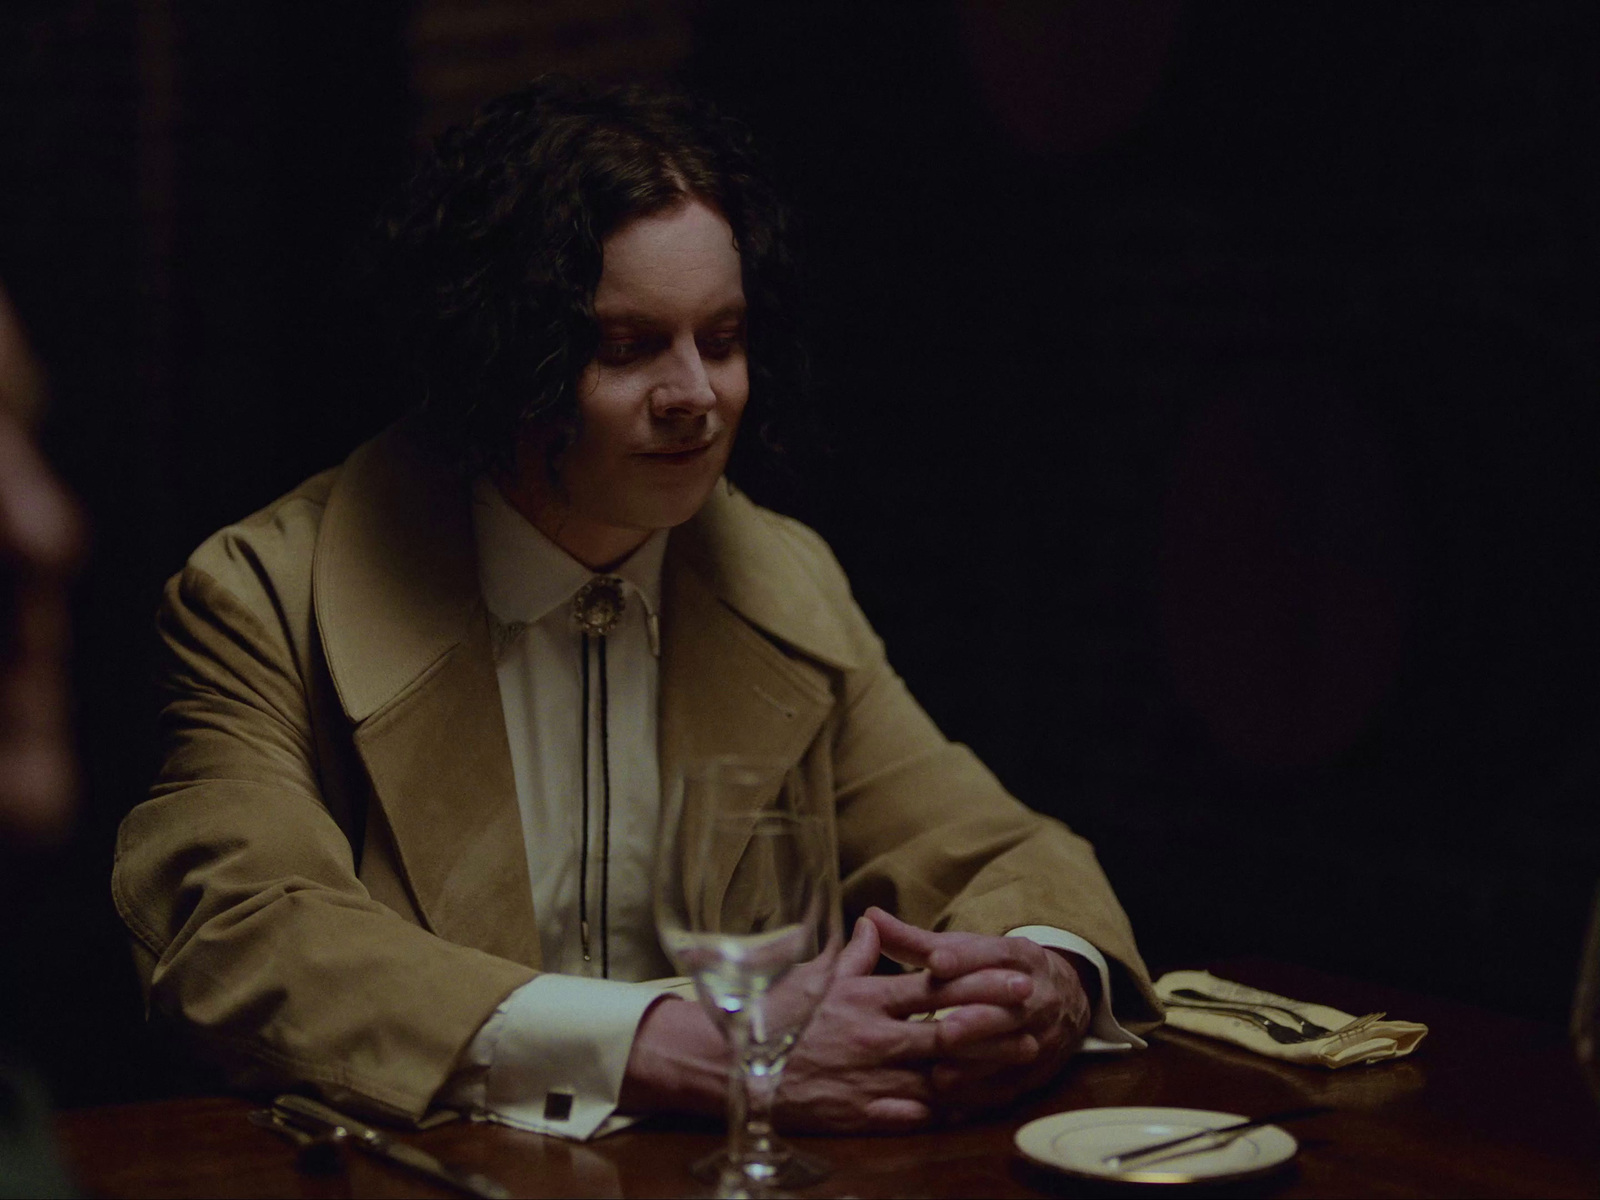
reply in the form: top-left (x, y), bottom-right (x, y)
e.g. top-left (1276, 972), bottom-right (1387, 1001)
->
top-left (494, 480), bottom-right (650, 573)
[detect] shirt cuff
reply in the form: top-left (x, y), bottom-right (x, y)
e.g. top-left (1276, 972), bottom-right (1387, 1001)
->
top-left (1005, 925), bottom-right (1147, 1052)
top-left (440, 974), bottom-right (680, 1140)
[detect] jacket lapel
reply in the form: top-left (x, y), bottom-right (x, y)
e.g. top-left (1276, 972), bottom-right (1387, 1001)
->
top-left (658, 483), bottom-right (855, 797)
top-left (314, 425), bottom-right (540, 969)
top-left (659, 484), bottom-right (864, 923)
top-left (658, 559), bottom-right (832, 784)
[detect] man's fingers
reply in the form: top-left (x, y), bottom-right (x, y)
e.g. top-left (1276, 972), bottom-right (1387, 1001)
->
top-left (871, 969), bottom-right (939, 1018)
top-left (865, 908), bottom-right (1041, 982)
top-left (836, 916), bottom-right (881, 978)
top-left (870, 965), bottom-right (1031, 1020)
top-left (867, 1065), bottom-right (937, 1104)
top-left (933, 1002), bottom-right (1027, 1048)
top-left (858, 970), bottom-right (1031, 1048)
top-left (924, 936), bottom-right (1036, 981)
top-left (890, 1012), bottom-right (948, 1060)
top-left (854, 992), bottom-right (1024, 1061)
top-left (817, 975), bottom-right (947, 1057)
top-left (926, 967), bottom-right (1033, 1010)
top-left (864, 906), bottom-right (939, 968)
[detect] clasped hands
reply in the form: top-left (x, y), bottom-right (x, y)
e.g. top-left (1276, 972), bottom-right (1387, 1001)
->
top-left (623, 906), bottom-right (1096, 1131)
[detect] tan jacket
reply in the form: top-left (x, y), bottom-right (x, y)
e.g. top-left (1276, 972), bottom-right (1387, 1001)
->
top-left (113, 423), bottom-right (1158, 1123)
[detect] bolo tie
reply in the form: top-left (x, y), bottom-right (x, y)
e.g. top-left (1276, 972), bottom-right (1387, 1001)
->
top-left (571, 575), bottom-right (626, 977)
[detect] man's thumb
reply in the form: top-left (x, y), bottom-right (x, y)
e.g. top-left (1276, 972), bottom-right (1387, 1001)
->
top-left (866, 906), bottom-right (936, 969)
top-left (836, 915), bottom-right (880, 977)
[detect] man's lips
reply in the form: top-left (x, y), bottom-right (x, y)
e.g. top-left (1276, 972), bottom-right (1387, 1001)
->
top-left (636, 439), bottom-right (714, 463)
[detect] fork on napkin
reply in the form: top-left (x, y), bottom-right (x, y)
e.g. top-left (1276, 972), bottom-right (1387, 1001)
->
top-left (1155, 969), bottom-right (1428, 1067)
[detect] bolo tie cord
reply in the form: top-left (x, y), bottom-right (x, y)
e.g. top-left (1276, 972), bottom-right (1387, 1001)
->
top-left (578, 632), bottom-right (612, 978)
top-left (598, 635), bottom-right (612, 980)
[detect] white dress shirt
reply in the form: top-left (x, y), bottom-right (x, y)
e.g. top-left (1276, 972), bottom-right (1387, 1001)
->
top-left (443, 481), bottom-right (1139, 1140)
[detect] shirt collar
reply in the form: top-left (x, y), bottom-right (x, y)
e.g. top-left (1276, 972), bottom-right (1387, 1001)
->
top-left (471, 478), bottom-right (666, 625)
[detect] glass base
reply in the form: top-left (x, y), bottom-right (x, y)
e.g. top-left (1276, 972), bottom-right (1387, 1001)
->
top-left (692, 1144), bottom-right (831, 1190)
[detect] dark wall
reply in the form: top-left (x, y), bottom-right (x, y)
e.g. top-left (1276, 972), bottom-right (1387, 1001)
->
top-left (685, 2), bottom-right (1600, 1018)
top-left (0, 0), bottom-right (1595, 1106)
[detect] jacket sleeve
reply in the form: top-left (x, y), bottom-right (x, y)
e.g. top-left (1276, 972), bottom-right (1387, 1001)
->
top-left (112, 564), bottom-right (535, 1123)
top-left (800, 537), bottom-right (1162, 1028)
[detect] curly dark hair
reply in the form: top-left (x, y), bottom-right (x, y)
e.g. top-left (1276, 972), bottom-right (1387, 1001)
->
top-left (373, 77), bottom-right (808, 490)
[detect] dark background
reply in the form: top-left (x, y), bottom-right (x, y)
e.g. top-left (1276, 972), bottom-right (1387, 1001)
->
top-left (1, 0), bottom-right (1596, 1107)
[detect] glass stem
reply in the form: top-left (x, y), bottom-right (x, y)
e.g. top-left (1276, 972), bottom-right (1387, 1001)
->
top-left (725, 1005), bottom-right (788, 1187)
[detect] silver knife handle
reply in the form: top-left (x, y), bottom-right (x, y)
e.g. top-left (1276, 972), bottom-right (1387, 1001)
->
top-left (275, 1094), bottom-right (377, 1139)
top-left (272, 1095), bottom-right (511, 1199)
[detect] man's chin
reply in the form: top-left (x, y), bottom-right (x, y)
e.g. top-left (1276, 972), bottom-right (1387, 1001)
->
top-left (625, 475), bottom-right (726, 530)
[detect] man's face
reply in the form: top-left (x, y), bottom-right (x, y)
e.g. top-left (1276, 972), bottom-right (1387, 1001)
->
top-left (0, 291), bottom-right (83, 842)
top-left (510, 197), bottom-right (748, 568)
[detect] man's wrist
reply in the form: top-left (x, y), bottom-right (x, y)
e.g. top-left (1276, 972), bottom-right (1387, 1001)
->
top-left (1053, 949), bottom-right (1102, 1006)
top-left (1044, 948), bottom-right (1100, 1042)
top-left (618, 996), bottom-right (728, 1117)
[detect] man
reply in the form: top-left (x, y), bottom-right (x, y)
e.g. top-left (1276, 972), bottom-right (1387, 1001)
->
top-left (113, 80), bottom-right (1159, 1140)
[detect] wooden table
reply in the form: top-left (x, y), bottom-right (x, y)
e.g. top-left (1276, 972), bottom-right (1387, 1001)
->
top-left (55, 959), bottom-right (1600, 1198)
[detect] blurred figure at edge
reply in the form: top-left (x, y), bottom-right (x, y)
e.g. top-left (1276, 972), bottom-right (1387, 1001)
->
top-left (0, 282), bottom-right (84, 1198)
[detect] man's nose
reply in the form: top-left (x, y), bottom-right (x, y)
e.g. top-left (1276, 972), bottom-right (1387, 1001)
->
top-left (649, 339), bottom-right (717, 417)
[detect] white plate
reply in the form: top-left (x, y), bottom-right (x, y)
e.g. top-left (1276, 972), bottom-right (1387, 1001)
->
top-left (1014, 1106), bottom-right (1298, 1185)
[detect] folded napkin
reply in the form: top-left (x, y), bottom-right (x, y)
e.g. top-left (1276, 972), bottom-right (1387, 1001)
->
top-left (1155, 969), bottom-right (1428, 1068)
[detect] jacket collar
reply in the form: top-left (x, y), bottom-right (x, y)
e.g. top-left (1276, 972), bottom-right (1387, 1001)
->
top-left (314, 426), bottom-right (858, 726)
top-left (313, 423), bottom-right (482, 725)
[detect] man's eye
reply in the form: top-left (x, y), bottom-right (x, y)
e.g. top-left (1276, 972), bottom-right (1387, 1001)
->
top-left (699, 330), bottom-right (745, 360)
top-left (596, 339), bottom-right (643, 366)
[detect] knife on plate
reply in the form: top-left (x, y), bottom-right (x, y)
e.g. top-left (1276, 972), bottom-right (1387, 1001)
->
top-left (1104, 1105), bottom-right (1331, 1168)
top-left (271, 1094), bottom-right (512, 1199)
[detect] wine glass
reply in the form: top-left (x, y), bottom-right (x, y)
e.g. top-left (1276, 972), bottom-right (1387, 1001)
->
top-left (654, 757), bottom-right (843, 1198)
